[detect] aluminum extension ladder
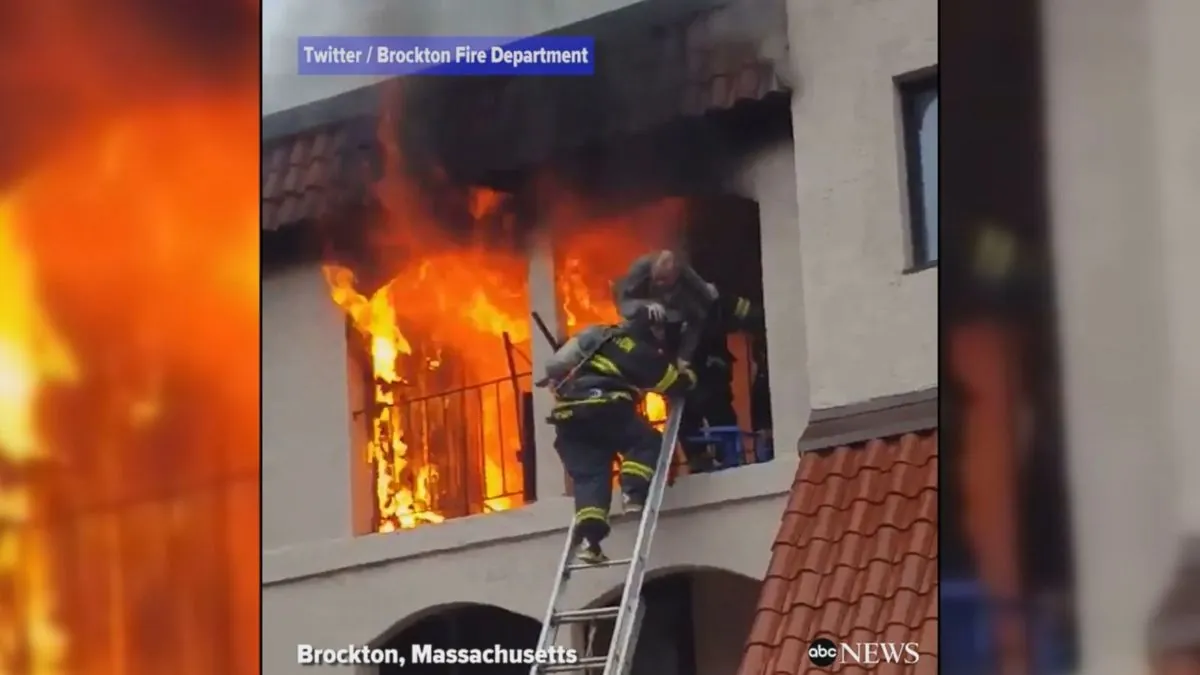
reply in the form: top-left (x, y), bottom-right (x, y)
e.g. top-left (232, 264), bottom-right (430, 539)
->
top-left (529, 398), bottom-right (687, 675)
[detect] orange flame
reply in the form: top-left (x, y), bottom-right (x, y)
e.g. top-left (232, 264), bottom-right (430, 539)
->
top-left (0, 0), bottom-right (259, 673)
top-left (322, 100), bottom-right (688, 531)
top-left (0, 198), bottom-right (75, 675)
top-left (2, 97), bottom-right (259, 675)
top-left (550, 195), bottom-right (686, 426)
top-left (325, 102), bottom-right (532, 530)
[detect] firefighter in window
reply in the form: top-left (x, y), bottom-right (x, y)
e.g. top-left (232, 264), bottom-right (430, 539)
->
top-left (536, 307), bottom-right (697, 565)
top-left (678, 292), bottom-right (764, 473)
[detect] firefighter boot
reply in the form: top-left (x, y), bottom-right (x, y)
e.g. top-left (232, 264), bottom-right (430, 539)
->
top-left (622, 492), bottom-right (645, 516)
top-left (575, 538), bottom-right (609, 565)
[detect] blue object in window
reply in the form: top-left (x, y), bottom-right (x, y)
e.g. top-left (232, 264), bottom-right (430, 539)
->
top-left (941, 578), bottom-right (1073, 675)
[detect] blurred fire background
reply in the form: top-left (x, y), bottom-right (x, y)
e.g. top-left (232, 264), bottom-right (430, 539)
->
top-left (0, 1), bottom-right (259, 674)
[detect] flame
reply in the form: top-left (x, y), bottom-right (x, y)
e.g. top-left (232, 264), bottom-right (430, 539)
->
top-left (550, 195), bottom-right (685, 427)
top-left (325, 97), bottom-right (532, 529)
top-left (0, 95), bottom-right (259, 675)
top-left (0, 0), bottom-right (258, 673)
top-left (0, 199), bottom-right (74, 675)
top-left (322, 96), bottom-right (690, 531)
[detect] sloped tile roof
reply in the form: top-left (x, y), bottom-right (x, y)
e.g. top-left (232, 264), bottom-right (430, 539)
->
top-left (738, 431), bottom-right (939, 675)
top-left (261, 117), bottom-right (380, 232)
top-left (260, 0), bottom-right (789, 232)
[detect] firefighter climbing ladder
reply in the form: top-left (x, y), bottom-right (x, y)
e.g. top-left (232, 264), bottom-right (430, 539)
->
top-left (529, 399), bottom-right (686, 675)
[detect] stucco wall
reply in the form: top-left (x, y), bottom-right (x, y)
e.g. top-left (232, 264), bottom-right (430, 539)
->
top-left (262, 263), bottom-right (356, 549)
top-left (262, 458), bottom-right (795, 674)
top-left (728, 140), bottom-right (811, 454)
top-left (1042, 0), bottom-right (1200, 672)
top-left (785, 0), bottom-right (938, 408)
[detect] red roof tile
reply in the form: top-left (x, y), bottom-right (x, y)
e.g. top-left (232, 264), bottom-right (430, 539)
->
top-left (738, 431), bottom-right (939, 675)
top-left (261, 122), bottom-right (375, 232)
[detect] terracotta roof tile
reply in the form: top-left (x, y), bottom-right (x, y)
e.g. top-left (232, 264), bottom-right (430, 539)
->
top-left (737, 430), bottom-right (939, 675)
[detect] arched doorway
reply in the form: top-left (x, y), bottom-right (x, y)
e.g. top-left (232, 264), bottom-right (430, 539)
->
top-left (379, 604), bottom-right (541, 675)
top-left (583, 568), bottom-right (762, 675)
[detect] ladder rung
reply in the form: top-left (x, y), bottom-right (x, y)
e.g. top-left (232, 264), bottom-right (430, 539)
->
top-left (539, 656), bottom-right (609, 672)
top-left (553, 606), bottom-right (620, 623)
top-left (566, 557), bottom-right (632, 572)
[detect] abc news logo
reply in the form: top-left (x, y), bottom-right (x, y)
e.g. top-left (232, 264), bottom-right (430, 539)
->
top-left (807, 637), bottom-right (921, 667)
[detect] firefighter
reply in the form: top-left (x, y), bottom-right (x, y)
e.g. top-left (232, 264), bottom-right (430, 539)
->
top-left (613, 249), bottom-right (719, 326)
top-left (538, 308), bottom-right (698, 564)
top-left (678, 292), bottom-right (763, 472)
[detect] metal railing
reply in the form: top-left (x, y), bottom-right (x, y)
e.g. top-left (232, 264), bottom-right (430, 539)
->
top-left (372, 372), bottom-right (534, 524)
top-left (354, 326), bottom-right (777, 525)
top-left (624, 331), bottom-right (775, 480)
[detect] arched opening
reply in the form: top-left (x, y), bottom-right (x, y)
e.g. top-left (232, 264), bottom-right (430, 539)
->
top-left (378, 604), bottom-right (541, 675)
top-left (582, 568), bottom-right (762, 675)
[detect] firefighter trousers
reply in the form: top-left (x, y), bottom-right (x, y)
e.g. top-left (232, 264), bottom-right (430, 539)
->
top-left (680, 371), bottom-right (738, 472)
top-left (552, 400), bottom-right (663, 545)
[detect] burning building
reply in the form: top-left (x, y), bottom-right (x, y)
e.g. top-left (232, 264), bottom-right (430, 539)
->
top-left (262, 0), bottom-right (938, 673)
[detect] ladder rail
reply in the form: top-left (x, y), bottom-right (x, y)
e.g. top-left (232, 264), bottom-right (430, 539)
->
top-left (602, 398), bottom-right (685, 675)
top-left (528, 400), bottom-right (685, 675)
top-left (532, 516), bottom-right (580, 661)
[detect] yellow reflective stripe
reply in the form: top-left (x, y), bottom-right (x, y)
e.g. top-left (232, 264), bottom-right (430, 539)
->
top-left (553, 391), bottom-right (633, 410)
top-left (653, 364), bottom-right (679, 392)
top-left (619, 460), bottom-right (654, 480)
top-left (589, 355), bottom-right (622, 376)
top-left (575, 507), bottom-right (608, 523)
top-left (734, 297), bottom-right (751, 319)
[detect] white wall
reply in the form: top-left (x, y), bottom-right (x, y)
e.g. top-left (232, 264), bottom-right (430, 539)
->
top-left (1041, 0), bottom-right (1199, 672)
top-left (784, 0), bottom-right (938, 409)
top-left (728, 140), bottom-right (811, 455)
top-left (262, 263), bottom-right (357, 549)
top-left (262, 463), bottom-right (794, 675)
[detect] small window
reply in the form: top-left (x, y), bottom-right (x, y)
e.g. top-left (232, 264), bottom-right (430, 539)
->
top-left (900, 73), bottom-right (939, 266)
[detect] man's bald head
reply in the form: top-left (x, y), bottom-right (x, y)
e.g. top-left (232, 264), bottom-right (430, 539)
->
top-left (650, 250), bottom-right (680, 287)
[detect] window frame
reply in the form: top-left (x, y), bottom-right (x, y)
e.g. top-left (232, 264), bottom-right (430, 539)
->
top-left (899, 70), bottom-right (939, 270)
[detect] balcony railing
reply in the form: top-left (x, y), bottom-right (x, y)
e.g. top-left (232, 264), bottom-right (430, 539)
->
top-left (358, 373), bottom-right (533, 527)
top-left (355, 330), bottom-right (776, 526)
top-left (630, 333), bottom-right (775, 480)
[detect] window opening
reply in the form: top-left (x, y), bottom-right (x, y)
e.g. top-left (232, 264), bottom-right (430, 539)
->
top-left (900, 72), bottom-right (939, 267)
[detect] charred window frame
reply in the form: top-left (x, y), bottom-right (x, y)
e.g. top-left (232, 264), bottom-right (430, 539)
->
top-left (899, 71), bottom-right (939, 269)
